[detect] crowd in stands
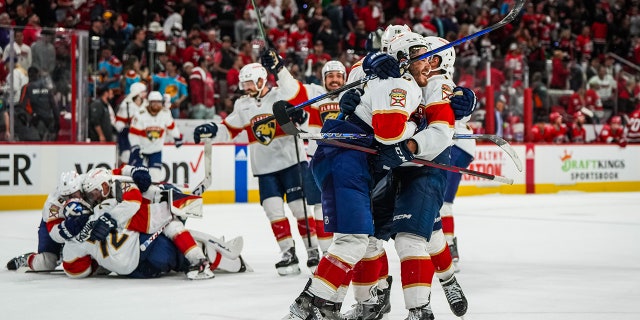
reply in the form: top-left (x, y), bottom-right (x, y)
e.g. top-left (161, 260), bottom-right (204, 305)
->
top-left (0, 0), bottom-right (639, 144)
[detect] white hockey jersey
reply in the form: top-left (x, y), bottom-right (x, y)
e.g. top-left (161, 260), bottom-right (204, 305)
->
top-left (42, 191), bottom-right (68, 244)
top-left (211, 68), bottom-right (308, 176)
top-left (411, 74), bottom-right (456, 161)
top-left (353, 74), bottom-right (422, 144)
top-left (129, 109), bottom-right (182, 154)
top-left (115, 97), bottom-right (147, 133)
top-left (62, 224), bottom-right (141, 278)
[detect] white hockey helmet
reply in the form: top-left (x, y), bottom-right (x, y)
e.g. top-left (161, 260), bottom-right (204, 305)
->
top-left (82, 168), bottom-right (112, 203)
top-left (423, 36), bottom-right (456, 73)
top-left (322, 60), bottom-right (346, 88)
top-left (239, 63), bottom-right (268, 92)
top-left (129, 82), bottom-right (147, 98)
top-left (381, 24), bottom-right (412, 53)
top-left (148, 91), bottom-right (163, 102)
top-left (386, 31), bottom-right (429, 62)
top-left (56, 171), bottom-right (82, 197)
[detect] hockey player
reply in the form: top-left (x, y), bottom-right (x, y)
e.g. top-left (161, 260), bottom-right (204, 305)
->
top-left (6, 171), bottom-right (84, 271)
top-left (598, 115), bottom-right (626, 146)
top-left (59, 198), bottom-right (249, 279)
top-left (81, 167), bottom-right (214, 280)
top-left (626, 104), bottom-right (640, 143)
top-left (568, 111), bottom-right (587, 143)
top-left (283, 32), bottom-right (428, 320)
top-left (192, 62), bottom-right (320, 276)
top-left (115, 82), bottom-right (147, 165)
top-left (128, 91), bottom-right (184, 182)
top-left (545, 112), bottom-right (569, 143)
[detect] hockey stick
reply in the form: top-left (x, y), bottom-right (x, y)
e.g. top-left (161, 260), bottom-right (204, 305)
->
top-left (256, 0), bottom-right (526, 126)
top-left (140, 140), bottom-right (213, 251)
top-left (273, 104), bottom-right (513, 184)
top-left (251, 0), bottom-right (313, 248)
top-left (450, 134), bottom-right (523, 172)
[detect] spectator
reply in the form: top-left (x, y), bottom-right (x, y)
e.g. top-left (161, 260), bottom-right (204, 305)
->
top-left (3, 56), bottom-right (29, 107)
top-left (97, 45), bottom-right (123, 96)
top-left (163, 5), bottom-right (184, 39)
top-left (213, 36), bottom-right (236, 101)
top-left (103, 12), bottom-right (128, 60)
top-left (288, 18), bottom-right (314, 63)
top-left (567, 85), bottom-right (603, 123)
top-left (22, 14), bottom-right (41, 47)
top-left (234, 9), bottom-right (257, 43)
top-left (88, 85), bottom-right (115, 142)
top-left (188, 57), bottom-right (215, 119)
top-left (314, 18), bottom-right (340, 57)
top-left (151, 59), bottom-right (187, 119)
top-left (345, 19), bottom-right (368, 56)
top-left (3, 29), bottom-right (31, 70)
top-left (494, 94), bottom-right (506, 137)
top-left (182, 32), bottom-right (204, 66)
top-left (121, 56), bottom-right (147, 95)
top-left (305, 40), bottom-right (331, 68)
top-left (545, 111), bottom-right (569, 143)
top-left (358, 0), bottom-right (384, 33)
top-left (549, 50), bottom-right (570, 89)
top-left (263, 0), bottom-right (283, 30)
top-left (17, 67), bottom-right (58, 141)
top-left (237, 41), bottom-right (255, 66)
top-left (122, 27), bottom-right (146, 67)
top-left (268, 18), bottom-right (289, 52)
top-left (14, 4), bottom-right (29, 27)
top-left (575, 25), bottom-right (593, 63)
top-left (588, 65), bottom-right (616, 117)
top-left (30, 29), bottom-right (56, 86)
top-left (504, 42), bottom-right (525, 82)
top-left (568, 111), bottom-right (587, 143)
top-left (1, 97), bottom-right (8, 140)
top-left (226, 55), bottom-right (244, 99)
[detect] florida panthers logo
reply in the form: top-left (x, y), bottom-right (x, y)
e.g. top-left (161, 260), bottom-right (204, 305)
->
top-left (145, 126), bottom-right (164, 141)
top-left (251, 115), bottom-right (276, 145)
top-left (319, 102), bottom-right (340, 124)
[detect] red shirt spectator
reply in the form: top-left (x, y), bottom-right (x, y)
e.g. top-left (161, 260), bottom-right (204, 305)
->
top-left (544, 112), bottom-right (569, 143)
top-left (566, 87), bottom-right (602, 115)
top-left (504, 43), bottom-right (525, 81)
top-left (550, 51), bottom-right (570, 89)
top-left (575, 26), bottom-right (593, 61)
top-left (189, 58), bottom-right (215, 109)
top-left (182, 37), bottom-right (204, 66)
top-left (569, 111), bottom-right (587, 143)
top-left (288, 18), bottom-right (313, 52)
top-left (358, 1), bottom-right (384, 32)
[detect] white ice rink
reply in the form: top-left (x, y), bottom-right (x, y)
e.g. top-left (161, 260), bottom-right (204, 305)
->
top-left (1, 192), bottom-right (639, 320)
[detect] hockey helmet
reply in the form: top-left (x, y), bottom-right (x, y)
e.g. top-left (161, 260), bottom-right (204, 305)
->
top-left (573, 111), bottom-right (584, 120)
top-left (129, 82), bottom-right (147, 98)
top-left (423, 36), bottom-right (456, 73)
top-left (239, 63), bottom-right (268, 92)
top-left (148, 91), bottom-right (164, 102)
top-left (611, 116), bottom-right (622, 125)
top-left (322, 60), bottom-right (346, 90)
top-left (82, 168), bottom-right (112, 204)
top-left (381, 24), bottom-right (412, 53)
top-left (386, 32), bottom-right (429, 63)
top-left (549, 111), bottom-right (562, 123)
top-left (56, 171), bottom-right (83, 197)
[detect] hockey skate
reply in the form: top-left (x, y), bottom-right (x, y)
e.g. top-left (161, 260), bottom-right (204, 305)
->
top-left (307, 248), bottom-right (320, 273)
top-left (185, 258), bottom-right (215, 280)
top-left (440, 275), bottom-right (468, 317)
top-left (449, 237), bottom-right (460, 273)
top-left (344, 276), bottom-right (392, 320)
top-left (6, 252), bottom-right (34, 270)
top-left (276, 246), bottom-right (301, 276)
top-left (283, 282), bottom-right (344, 320)
top-left (404, 304), bottom-right (434, 320)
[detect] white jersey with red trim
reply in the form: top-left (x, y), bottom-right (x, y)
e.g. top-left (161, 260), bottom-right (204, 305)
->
top-left (346, 58), bottom-right (365, 90)
top-left (43, 192), bottom-right (67, 244)
top-left (128, 109), bottom-right (181, 154)
top-left (353, 74), bottom-right (422, 144)
top-left (411, 74), bottom-right (456, 161)
top-left (115, 97), bottom-right (147, 133)
top-left (211, 68), bottom-right (308, 175)
top-left (626, 108), bottom-right (640, 142)
top-left (62, 225), bottom-right (140, 278)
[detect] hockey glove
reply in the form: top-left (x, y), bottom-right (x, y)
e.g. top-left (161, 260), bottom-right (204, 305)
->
top-left (260, 49), bottom-right (284, 74)
top-left (363, 52), bottom-right (401, 79)
top-left (193, 122), bottom-right (218, 144)
top-left (374, 141), bottom-right (415, 171)
top-left (174, 134), bottom-right (184, 148)
top-left (450, 86), bottom-right (477, 120)
top-left (409, 109), bottom-right (428, 133)
top-left (57, 214), bottom-right (91, 241)
top-left (89, 213), bottom-right (118, 241)
top-left (129, 145), bottom-right (143, 167)
top-left (131, 166), bottom-right (152, 193)
top-left (274, 101), bottom-right (307, 125)
top-left (339, 88), bottom-right (363, 117)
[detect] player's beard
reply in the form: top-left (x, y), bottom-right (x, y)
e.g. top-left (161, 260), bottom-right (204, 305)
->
top-left (326, 81), bottom-right (342, 91)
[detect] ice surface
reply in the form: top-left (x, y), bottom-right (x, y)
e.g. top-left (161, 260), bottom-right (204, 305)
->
top-left (1, 192), bottom-right (639, 320)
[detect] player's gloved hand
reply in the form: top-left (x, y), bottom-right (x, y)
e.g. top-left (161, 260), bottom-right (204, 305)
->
top-left (374, 141), bottom-right (415, 171)
top-left (174, 134), bottom-right (184, 148)
top-left (274, 100), bottom-right (307, 125)
top-left (450, 86), bottom-right (477, 120)
top-left (193, 122), bottom-right (218, 144)
top-left (339, 88), bottom-right (363, 117)
top-left (131, 166), bottom-right (151, 192)
top-left (129, 145), bottom-right (143, 167)
top-left (58, 214), bottom-right (91, 240)
top-left (260, 49), bottom-right (284, 74)
top-left (409, 109), bottom-right (428, 133)
top-left (363, 52), bottom-right (401, 79)
top-left (89, 213), bottom-right (118, 241)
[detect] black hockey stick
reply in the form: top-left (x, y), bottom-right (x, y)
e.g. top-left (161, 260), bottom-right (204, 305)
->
top-left (256, 0), bottom-right (526, 126)
top-left (273, 101), bottom-right (513, 184)
top-left (251, 0), bottom-right (313, 248)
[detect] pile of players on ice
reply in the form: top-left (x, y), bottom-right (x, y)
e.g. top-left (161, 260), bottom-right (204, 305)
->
top-left (6, 165), bottom-right (248, 280)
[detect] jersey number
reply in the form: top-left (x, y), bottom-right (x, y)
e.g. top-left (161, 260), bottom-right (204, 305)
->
top-left (98, 234), bottom-right (129, 258)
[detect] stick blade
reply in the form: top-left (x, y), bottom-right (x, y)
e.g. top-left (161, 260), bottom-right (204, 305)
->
top-left (485, 135), bottom-right (524, 172)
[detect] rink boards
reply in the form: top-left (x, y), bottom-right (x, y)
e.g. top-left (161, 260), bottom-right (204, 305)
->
top-left (1, 143), bottom-right (639, 210)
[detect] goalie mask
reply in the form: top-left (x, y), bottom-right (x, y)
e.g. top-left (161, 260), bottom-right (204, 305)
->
top-left (322, 61), bottom-right (346, 91)
top-left (423, 36), bottom-right (456, 74)
top-left (239, 63), bottom-right (268, 98)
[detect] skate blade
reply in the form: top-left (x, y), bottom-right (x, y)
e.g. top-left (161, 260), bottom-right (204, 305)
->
top-left (277, 264), bottom-right (301, 276)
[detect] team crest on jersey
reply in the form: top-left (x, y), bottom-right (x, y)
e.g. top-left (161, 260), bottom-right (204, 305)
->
top-left (49, 204), bottom-right (60, 218)
top-left (442, 84), bottom-right (453, 100)
top-left (319, 103), bottom-right (340, 123)
top-left (146, 126), bottom-right (164, 141)
top-left (251, 115), bottom-right (276, 145)
top-left (389, 88), bottom-right (407, 107)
